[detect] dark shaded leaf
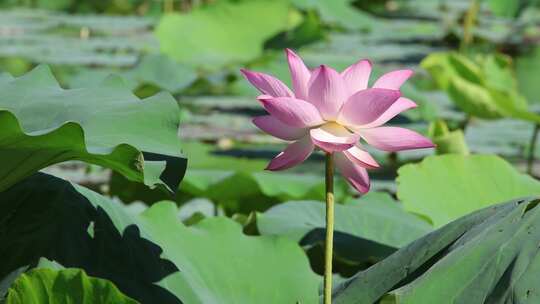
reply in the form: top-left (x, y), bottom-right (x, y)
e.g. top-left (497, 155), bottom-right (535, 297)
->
top-left (1, 173), bottom-right (319, 303)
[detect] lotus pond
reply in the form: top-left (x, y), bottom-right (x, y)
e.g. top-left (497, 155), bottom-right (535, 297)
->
top-left (1, 0), bottom-right (540, 303)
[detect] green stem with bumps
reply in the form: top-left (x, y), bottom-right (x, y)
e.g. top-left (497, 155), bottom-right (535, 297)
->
top-left (324, 152), bottom-right (335, 304)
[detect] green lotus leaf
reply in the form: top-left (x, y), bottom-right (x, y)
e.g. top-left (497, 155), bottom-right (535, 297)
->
top-left (5, 268), bottom-right (138, 304)
top-left (516, 46), bottom-right (540, 103)
top-left (291, 0), bottom-right (374, 30)
top-left (0, 65), bottom-right (186, 192)
top-left (428, 120), bottom-right (469, 155)
top-left (397, 154), bottom-right (540, 227)
top-left (156, 0), bottom-right (290, 67)
top-left (1, 173), bottom-right (319, 304)
top-left (257, 192), bottom-right (432, 266)
top-left (422, 52), bottom-right (537, 122)
top-left (182, 170), bottom-right (349, 202)
top-left (334, 198), bottom-right (540, 304)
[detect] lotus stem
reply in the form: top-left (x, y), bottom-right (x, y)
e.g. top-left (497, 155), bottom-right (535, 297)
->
top-left (163, 0), bottom-right (174, 13)
top-left (459, 115), bottom-right (472, 131)
top-left (324, 152), bottom-right (335, 304)
top-left (460, 0), bottom-right (479, 51)
top-left (527, 124), bottom-right (540, 175)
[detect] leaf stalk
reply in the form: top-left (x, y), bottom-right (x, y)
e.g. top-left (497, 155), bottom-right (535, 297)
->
top-left (527, 124), bottom-right (540, 175)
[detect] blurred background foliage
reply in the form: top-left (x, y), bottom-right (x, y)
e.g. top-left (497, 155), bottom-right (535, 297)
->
top-left (2, 0), bottom-right (540, 301)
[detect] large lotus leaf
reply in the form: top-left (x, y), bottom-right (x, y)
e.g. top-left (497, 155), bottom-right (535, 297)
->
top-left (397, 154), bottom-right (540, 227)
top-left (257, 192), bottom-right (432, 265)
top-left (333, 198), bottom-right (540, 304)
top-left (5, 268), bottom-right (138, 304)
top-left (1, 173), bottom-right (319, 304)
top-left (155, 0), bottom-right (290, 67)
top-left (480, 54), bottom-right (518, 92)
top-left (420, 53), bottom-right (485, 103)
top-left (446, 76), bottom-right (504, 119)
top-left (141, 203), bottom-right (319, 304)
top-left (0, 65), bottom-right (186, 192)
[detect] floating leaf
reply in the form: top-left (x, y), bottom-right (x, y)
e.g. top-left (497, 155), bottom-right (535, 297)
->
top-left (0, 10), bottom-right (157, 67)
top-left (0, 65), bottom-right (185, 192)
top-left (397, 154), bottom-right (540, 226)
top-left (465, 118), bottom-right (539, 157)
top-left (301, 34), bottom-right (439, 71)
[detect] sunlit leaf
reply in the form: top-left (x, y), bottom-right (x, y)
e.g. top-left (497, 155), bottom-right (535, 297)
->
top-left (422, 52), bottom-right (536, 122)
top-left (5, 268), bottom-right (138, 304)
top-left (397, 154), bottom-right (540, 226)
top-left (0, 65), bottom-right (186, 192)
top-left (428, 120), bottom-right (469, 155)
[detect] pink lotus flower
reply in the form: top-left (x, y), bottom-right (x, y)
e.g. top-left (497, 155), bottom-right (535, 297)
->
top-left (241, 49), bottom-right (434, 193)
